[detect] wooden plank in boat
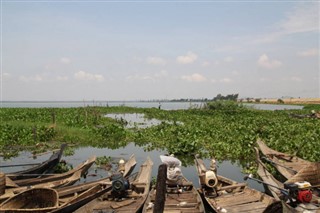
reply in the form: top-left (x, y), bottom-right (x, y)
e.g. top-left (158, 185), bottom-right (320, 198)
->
top-left (223, 201), bottom-right (268, 211)
top-left (214, 193), bottom-right (261, 206)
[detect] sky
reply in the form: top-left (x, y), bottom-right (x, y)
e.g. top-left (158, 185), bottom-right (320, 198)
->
top-left (0, 0), bottom-right (319, 101)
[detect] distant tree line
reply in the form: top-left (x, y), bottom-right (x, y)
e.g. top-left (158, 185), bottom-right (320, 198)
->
top-left (212, 94), bottom-right (239, 101)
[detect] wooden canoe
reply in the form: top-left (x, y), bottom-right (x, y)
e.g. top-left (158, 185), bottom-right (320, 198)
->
top-left (0, 155), bottom-right (137, 213)
top-left (281, 201), bottom-right (320, 213)
top-left (255, 148), bottom-right (320, 212)
top-left (285, 161), bottom-right (320, 186)
top-left (195, 156), bottom-right (275, 213)
top-left (51, 154), bottom-right (137, 213)
top-left (256, 139), bottom-right (310, 179)
top-left (143, 162), bottom-right (205, 213)
top-left (0, 188), bottom-right (59, 213)
top-left (56, 154), bottom-right (137, 200)
top-left (8, 144), bottom-right (67, 180)
top-left (73, 156), bottom-right (153, 213)
top-left (10, 156), bottom-right (96, 187)
top-left (0, 156), bottom-right (96, 202)
top-left (263, 201), bottom-right (320, 213)
top-left (254, 147), bottom-right (284, 200)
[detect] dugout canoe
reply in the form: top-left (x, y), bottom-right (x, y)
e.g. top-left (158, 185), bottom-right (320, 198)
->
top-left (285, 161), bottom-right (320, 186)
top-left (256, 139), bottom-right (310, 179)
top-left (11, 156), bottom-right (96, 187)
top-left (55, 154), bottom-right (136, 200)
top-left (51, 154), bottom-right (137, 213)
top-left (143, 156), bottom-right (205, 213)
top-left (73, 156), bottom-right (153, 213)
top-left (8, 144), bottom-right (67, 180)
top-left (255, 147), bottom-right (284, 200)
top-left (0, 156), bottom-right (96, 202)
top-left (255, 147), bottom-right (320, 212)
top-left (195, 155), bottom-right (275, 213)
top-left (0, 188), bottom-right (59, 213)
top-left (0, 155), bottom-right (137, 213)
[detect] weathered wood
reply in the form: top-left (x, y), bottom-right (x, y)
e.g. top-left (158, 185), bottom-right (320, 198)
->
top-left (0, 188), bottom-right (59, 213)
top-left (255, 147), bottom-right (320, 212)
top-left (285, 162), bottom-right (320, 185)
top-left (256, 139), bottom-right (310, 179)
top-left (143, 156), bottom-right (205, 213)
top-left (13, 156), bottom-right (96, 187)
top-left (72, 156), bottom-right (152, 213)
top-left (153, 164), bottom-right (167, 213)
top-left (195, 156), bottom-right (276, 213)
top-left (0, 173), bottom-right (5, 196)
top-left (8, 143), bottom-right (67, 180)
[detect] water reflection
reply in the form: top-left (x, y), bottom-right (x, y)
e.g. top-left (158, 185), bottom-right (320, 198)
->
top-left (105, 113), bottom-right (162, 129)
top-left (105, 113), bottom-right (183, 129)
top-left (0, 143), bottom-right (264, 192)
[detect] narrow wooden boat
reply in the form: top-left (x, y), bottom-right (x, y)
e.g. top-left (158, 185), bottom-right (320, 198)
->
top-left (8, 144), bottom-right (67, 180)
top-left (255, 147), bottom-right (284, 200)
top-left (281, 201), bottom-right (320, 213)
top-left (255, 147), bottom-right (320, 212)
top-left (263, 201), bottom-right (320, 213)
top-left (56, 154), bottom-right (136, 200)
top-left (51, 154), bottom-right (137, 213)
top-left (73, 156), bottom-right (153, 213)
top-left (0, 188), bottom-right (59, 213)
top-left (0, 155), bottom-right (137, 213)
top-left (285, 161), bottom-right (320, 186)
top-left (256, 139), bottom-right (310, 179)
top-left (143, 156), bottom-right (205, 213)
top-left (11, 156), bottom-right (96, 187)
top-left (195, 156), bottom-right (275, 213)
top-left (0, 156), bottom-right (96, 202)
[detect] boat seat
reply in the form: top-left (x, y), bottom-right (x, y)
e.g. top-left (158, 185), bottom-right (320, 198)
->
top-left (167, 181), bottom-right (193, 188)
top-left (131, 181), bottom-right (146, 186)
top-left (217, 183), bottom-right (247, 192)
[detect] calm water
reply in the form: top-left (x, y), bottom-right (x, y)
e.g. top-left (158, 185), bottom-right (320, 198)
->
top-left (0, 101), bottom-right (203, 110)
top-left (0, 101), bottom-right (303, 110)
top-left (0, 143), bottom-right (264, 192)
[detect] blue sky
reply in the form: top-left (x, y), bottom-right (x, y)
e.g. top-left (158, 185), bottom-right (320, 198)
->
top-left (1, 1), bottom-right (319, 101)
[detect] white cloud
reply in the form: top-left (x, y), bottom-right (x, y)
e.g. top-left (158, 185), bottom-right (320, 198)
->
top-left (181, 73), bottom-right (206, 82)
top-left (210, 78), bottom-right (217, 83)
top-left (154, 70), bottom-right (168, 78)
top-left (60, 57), bottom-right (71, 64)
top-left (279, 2), bottom-right (319, 34)
top-left (224, 56), bottom-right (234, 63)
top-left (259, 78), bottom-right (270, 82)
top-left (219, 78), bottom-right (234, 83)
top-left (74, 71), bottom-right (104, 82)
top-left (297, 48), bottom-right (318, 57)
top-left (19, 75), bottom-right (43, 82)
top-left (290, 76), bottom-right (303, 82)
top-left (56, 76), bottom-right (69, 81)
top-left (126, 74), bottom-right (154, 81)
top-left (126, 70), bottom-right (168, 82)
top-left (202, 61), bottom-right (210, 67)
top-left (251, 2), bottom-right (319, 45)
top-left (257, 54), bottom-right (282, 69)
top-left (1, 73), bottom-right (11, 80)
top-left (232, 70), bottom-right (239, 76)
top-left (146, 57), bottom-right (166, 65)
top-left (176, 51), bottom-right (198, 64)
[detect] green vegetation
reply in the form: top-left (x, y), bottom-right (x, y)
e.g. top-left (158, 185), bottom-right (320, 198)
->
top-left (1, 102), bottom-right (319, 169)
